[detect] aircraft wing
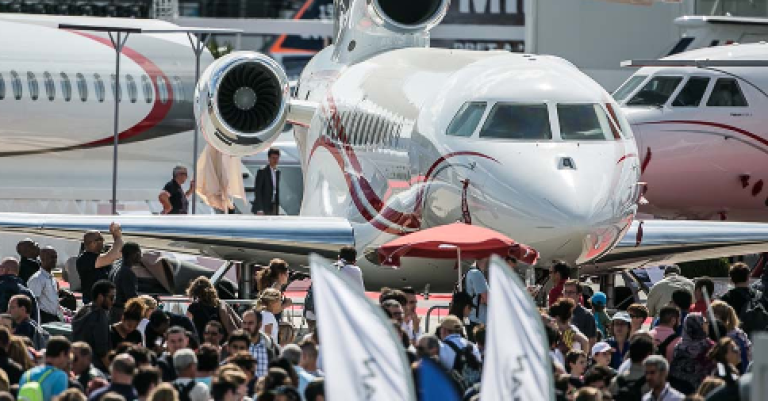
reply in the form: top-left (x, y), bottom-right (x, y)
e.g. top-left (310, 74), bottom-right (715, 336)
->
top-left (594, 220), bottom-right (768, 272)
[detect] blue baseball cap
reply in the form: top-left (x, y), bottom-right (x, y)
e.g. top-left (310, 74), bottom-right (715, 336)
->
top-left (591, 292), bottom-right (607, 306)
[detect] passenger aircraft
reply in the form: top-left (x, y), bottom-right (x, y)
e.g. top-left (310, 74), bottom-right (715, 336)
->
top-left (0, 14), bottom-right (213, 214)
top-left (2, 0), bottom-right (768, 292)
top-left (614, 43), bottom-right (768, 222)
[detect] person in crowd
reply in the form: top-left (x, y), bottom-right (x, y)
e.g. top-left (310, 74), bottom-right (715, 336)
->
top-left (573, 387), bottom-right (602, 401)
top-left (17, 239), bottom-right (41, 285)
top-left (437, 315), bottom-right (481, 370)
top-left (195, 344), bottom-right (219, 388)
top-left (564, 279), bottom-right (597, 347)
top-left (0, 326), bottom-right (22, 385)
top-left (133, 366), bottom-right (161, 401)
top-left (473, 324), bottom-right (487, 358)
top-left (109, 242), bottom-right (141, 324)
top-left (583, 365), bottom-right (615, 391)
top-left (549, 298), bottom-right (589, 353)
top-left (304, 378), bottom-right (324, 401)
top-left (710, 300), bottom-right (751, 374)
top-left (258, 367), bottom-right (294, 398)
top-left (416, 334), bottom-right (441, 360)
top-left (696, 377), bottom-right (725, 399)
top-left (148, 382), bottom-right (180, 401)
top-left (609, 335), bottom-right (654, 398)
top-left (157, 326), bottom-right (189, 382)
top-left (646, 265), bottom-right (694, 318)
top-left (590, 292), bottom-right (610, 340)
top-left (465, 259), bottom-right (489, 340)
top-left (565, 349), bottom-right (588, 377)
top-left (28, 246), bottom-right (63, 323)
top-left (257, 289), bottom-right (283, 341)
top-left (650, 306), bottom-right (682, 362)
top-left (127, 344), bottom-right (155, 369)
top-left (55, 389), bottom-right (87, 401)
top-left (242, 308), bottom-right (279, 379)
top-left (19, 336), bottom-right (71, 400)
top-left (667, 290), bottom-right (693, 336)
top-left (0, 257), bottom-right (39, 322)
top-left (145, 310), bottom-right (197, 354)
top-left (8, 295), bottom-right (37, 344)
top-left (229, 352), bottom-right (258, 396)
top-left (400, 287), bottom-right (420, 344)
top-left (690, 277), bottom-right (715, 314)
top-left (0, 314), bottom-right (12, 330)
top-left (77, 223), bottom-right (123, 305)
top-left (706, 337), bottom-right (741, 380)
top-left (160, 165), bottom-right (194, 215)
top-left (186, 277), bottom-right (230, 337)
top-left (203, 321), bottom-right (225, 347)
top-left (136, 295), bottom-right (158, 346)
top-left (211, 370), bottom-right (247, 401)
top-left (224, 329), bottom-right (251, 359)
top-left (111, 298), bottom-right (145, 348)
top-left (294, 340), bottom-right (323, 396)
top-left (605, 311), bottom-right (632, 370)
top-left (669, 314), bottom-right (715, 395)
top-left (73, 280), bottom-right (115, 372)
top-left (548, 261), bottom-right (571, 307)
top-left (172, 348), bottom-right (209, 401)
top-left (642, 355), bottom-right (685, 401)
top-left (252, 148), bottom-right (281, 215)
top-left (333, 246), bottom-right (365, 291)
top-left (627, 304), bottom-right (650, 335)
top-left (382, 299), bottom-right (405, 326)
top-left (589, 341), bottom-right (614, 371)
top-left (8, 336), bottom-right (33, 371)
top-left (256, 259), bottom-right (290, 294)
top-left (719, 262), bottom-right (759, 316)
top-left (72, 342), bottom-right (108, 391)
top-left (88, 354), bottom-right (138, 401)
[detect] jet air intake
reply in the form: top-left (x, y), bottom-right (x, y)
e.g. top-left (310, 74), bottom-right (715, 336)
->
top-left (195, 52), bottom-right (289, 157)
top-left (369, 0), bottom-right (449, 32)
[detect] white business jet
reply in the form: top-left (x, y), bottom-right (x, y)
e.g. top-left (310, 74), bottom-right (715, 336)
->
top-left (2, 0), bottom-right (768, 291)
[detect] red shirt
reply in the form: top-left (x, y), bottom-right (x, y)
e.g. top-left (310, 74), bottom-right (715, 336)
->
top-left (549, 280), bottom-right (566, 306)
top-left (690, 299), bottom-right (707, 314)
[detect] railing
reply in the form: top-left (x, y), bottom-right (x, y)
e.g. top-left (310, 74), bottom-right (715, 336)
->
top-left (424, 305), bottom-right (450, 334)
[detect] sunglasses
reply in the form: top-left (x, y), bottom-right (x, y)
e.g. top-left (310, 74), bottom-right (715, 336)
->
top-left (630, 315), bottom-right (644, 319)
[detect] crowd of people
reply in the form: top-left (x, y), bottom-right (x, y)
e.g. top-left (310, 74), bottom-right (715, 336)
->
top-left (0, 223), bottom-right (765, 401)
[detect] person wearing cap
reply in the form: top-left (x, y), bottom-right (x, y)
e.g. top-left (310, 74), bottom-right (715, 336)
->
top-left (437, 315), bottom-right (481, 371)
top-left (606, 311), bottom-right (631, 370)
top-left (591, 292), bottom-right (610, 339)
top-left (173, 348), bottom-right (210, 401)
top-left (591, 341), bottom-right (615, 371)
top-left (646, 265), bottom-right (694, 318)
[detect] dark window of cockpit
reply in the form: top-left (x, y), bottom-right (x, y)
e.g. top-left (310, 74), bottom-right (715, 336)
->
top-left (626, 76), bottom-right (683, 107)
top-left (0, 73), bottom-right (5, 100)
top-left (141, 75), bottom-right (152, 103)
top-left (110, 74), bottom-right (122, 103)
top-left (126, 75), bottom-right (138, 103)
top-left (27, 72), bottom-right (39, 101)
top-left (671, 77), bottom-right (709, 107)
top-left (558, 104), bottom-right (613, 141)
top-left (613, 75), bottom-right (647, 103)
top-left (479, 103), bottom-right (551, 140)
top-left (44, 72), bottom-right (55, 101)
top-left (60, 73), bottom-right (72, 102)
top-left (706, 78), bottom-right (748, 107)
top-left (94, 73), bottom-right (105, 103)
top-left (11, 71), bottom-right (22, 100)
top-left (76, 73), bottom-right (88, 102)
top-left (173, 76), bottom-right (184, 103)
top-left (447, 102), bottom-right (486, 137)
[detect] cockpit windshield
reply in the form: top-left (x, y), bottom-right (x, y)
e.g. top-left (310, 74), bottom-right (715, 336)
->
top-left (613, 75), bottom-right (646, 102)
top-left (478, 103), bottom-right (551, 140)
top-left (558, 104), bottom-right (613, 141)
top-left (626, 76), bottom-right (683, 107)
top-left (447, 102), bottom-right (486, 137)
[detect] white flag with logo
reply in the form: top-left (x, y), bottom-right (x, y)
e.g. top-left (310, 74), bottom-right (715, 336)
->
top-left (310, 254), bottom-right (415, 401)
top-left (481, 255), bottom-right (555, 401)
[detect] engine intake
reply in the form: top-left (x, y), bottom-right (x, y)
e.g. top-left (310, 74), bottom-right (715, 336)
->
top-left (369, 0), bottom-right (449, 32)
top-left (195, 52), bottom-right (289, 157)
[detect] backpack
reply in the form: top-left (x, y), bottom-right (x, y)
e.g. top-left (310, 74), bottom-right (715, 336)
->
top-left (450, 269), bottom-right (480, 320)
top-left (304, 284), bottom-right (315, 319)
top-left (30, 321), bottom-right (50, 351)
top-left (657, 332), bottom-right (680, 358)
top-left (614, 374), bottom-right (645, 401)
top-left (740, 296), bottom-right (768, 337)
top-left (18, 368), bottom-right (54, 401)
top-left (444, 340), bottom-right (482, 391)
top-left (173, 380), bottom-right (197, 401)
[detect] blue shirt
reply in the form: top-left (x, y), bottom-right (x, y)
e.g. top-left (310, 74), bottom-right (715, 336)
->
top-left (606, 338), bottom-right (630, 370)
top-left (19, 365), bottom-right (68, 401)
top-left (465, 268), bottom-right (488, 324)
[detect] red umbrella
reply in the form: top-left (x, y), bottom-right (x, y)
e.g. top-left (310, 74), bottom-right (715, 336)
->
top-left (378, 223), bottom-right (539, 288)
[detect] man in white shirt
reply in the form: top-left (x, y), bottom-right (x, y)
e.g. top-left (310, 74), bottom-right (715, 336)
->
top-left (335, 246), bottom-right (364, 291)
top-left (27, 246), bottom-right (62, 323)
top-left (642, 355), bottom-right (684, 401)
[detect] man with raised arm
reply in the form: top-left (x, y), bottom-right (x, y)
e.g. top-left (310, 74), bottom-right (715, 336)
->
top-left (76, 223), bottom-right (123, 304)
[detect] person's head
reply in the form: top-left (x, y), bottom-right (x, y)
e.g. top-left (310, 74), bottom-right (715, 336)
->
top-left (258, 259), bottom-right (290, 291)
top-left (298, 340), bottom-right (319, 366)
top-left (697, 377), bottom-right (726, 398)
top-left (258, 288), bottom-right (283, 315)
top-left (166, 326), bottom-right (189, 355)
top-left (267, 148), bottom-right (281, 168)
top-left (92, 280), bottom-right (116, 310)
top-left (229, 352), bottom-right (257, 381)
top-left (173, 348), bottom-right (197, 378)
top-left (45, 336), bottom-right (72, 371)
top-left (400, 287), bottom-right (418, 314)
top-left (263, 367), bottom-right (293, 393)
top-left (627, 304), bottom-right (649, 332)
top-left (379, 288), bottom-right (407, 308)
top-left (203, 321), bottom-right (225, 346)
top-left (728, 262), bottom-right (751, 286)
top-left (148, 310), bottom-right (170, 335)
top-left (0, 326), bottom-right (10, 353)
top-left (227, 329), bottom-right (251, 355)
top-left (590, 292), bottom-right (607, 311)
top-left (186, 276), bottom-right (220, 307)
top-left (381, 299), bottom-right (404, 325)
top-left (8, 295), bottom-right (31, 323)
top-left (111, 354), bottom-right (137, 384)
top-left (711, 300), bottom-right (740, 332)
top-left (563, 280), bottom-right (582, 304)
top-left (242, 309), bottom-right (262, 336)
top-left (590, 342), bottom-right (613, 367)
top-left (565, 349), bottom-right (587, 376)
top-left (39, 246), bottom-right (57, 271)
top-left (195, 344), bottom-right (220, 374)
top-left (126, 345), bottom-right (154, 368)
top-left (682, 313), bottom-right (709, 342)
top-left (439, 315), bottom-right (464, 339)
top-left (628, 333), bottom-right (654, 364)
top-left (212, 371), bottom-right (246, 401)
top-left (583, 365), bottom-right (615, 390)
top-left (694, 277), bottom-right (715, 302)
top-left (548, 298), bottom-right (576, 324)
top-left (121, 298), bottom-right (146, 332)
top-left (671, 289), bottom-right (693, 311)
top-left (473, 325), bottom-right (486, 352)
top-left (658, 305), bottom-right (681, 329)
top-left (573, 387), bottom-right (602, 401)
top-left (643, 355), bottom-right (670, 390)
top-left (121, 242), bottom-right (142, 266)
top-left (83, 230), bottom-right (106, 253)
top-left (173, 165), bottom-right (188, 184)
top-left (133, 366), bottom-right (161, 399)
top-left (138, 295), bottom-right (158, 319)
top-left (474, 258), bottom-right (489, 273)
top-left (7, 336), bottom-right (33, 370)
top-left (55, 388), bottom-right (87, 401)
top-left (664, 265), bottom-right (681, 276)
top-left (148, 382), bottom-right (179, 401)
top-left (550, 261), bottom-right (571, 283)
top-left (338, 246), bottom-right (357, 264)
top-left (304, 378), bottom-right (324, 401)
top-left (16, 239), bottom-right (40, 259)
top-left (0, 314), bottom-right (11, 330)
top-left (280, 344), bottom-right (301, 366)
top-left (71, 342), bottom-right (93, 374)
top-left (0, 257), bottom-right (19, 276)
top-left (707, 337), bottom-right (741, 367)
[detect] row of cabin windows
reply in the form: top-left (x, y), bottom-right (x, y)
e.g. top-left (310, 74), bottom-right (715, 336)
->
top-left (0, 71), bottom-right (186, 104)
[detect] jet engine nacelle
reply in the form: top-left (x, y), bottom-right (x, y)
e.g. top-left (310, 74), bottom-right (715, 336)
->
top-left (367, 0), bottom-right (449, 33)
top-left (195, 52), bottom-right (290, 157)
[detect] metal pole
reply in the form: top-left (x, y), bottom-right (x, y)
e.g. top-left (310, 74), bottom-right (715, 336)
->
top-left (457, 247), bottom-right (462, 292)
top-left (187, 32), bottom-right (212, 214)
top-left (109, 31), bottom-right (130, 215)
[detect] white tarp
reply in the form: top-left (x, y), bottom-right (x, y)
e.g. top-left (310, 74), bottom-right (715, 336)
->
top-left (310, 254), bottom-right (415, 401)
top-left (480, 255), bottom-right (555, 400)
top-left (196, 145), bottom-right (246, 212)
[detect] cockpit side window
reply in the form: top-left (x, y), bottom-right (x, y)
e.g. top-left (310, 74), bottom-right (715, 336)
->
top-left (626, 76), bottom-right (683, 107)
top-left (613, 75), bottom-right (647, 102)
top-left (557, 104), bottom-right (612, 141)
top-left (447, 102), bottom-right (486, 137)
top-left (479, 103), bottom-right (551, 140)
top-left (672, 77), bottom-right (710, 107)
top-left (706, 78), bottom-right (748, 107)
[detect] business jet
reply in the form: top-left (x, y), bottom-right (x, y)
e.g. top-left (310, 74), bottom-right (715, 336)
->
top-left (2, 0), bottom-right (768, 293)
top-left (0, 14), bottom-right (214, 214)
top-left (614, 42), bottom-right (768, 222)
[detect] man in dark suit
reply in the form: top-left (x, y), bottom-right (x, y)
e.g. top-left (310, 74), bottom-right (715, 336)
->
top-left (252, 148), bottom-right (281, 215)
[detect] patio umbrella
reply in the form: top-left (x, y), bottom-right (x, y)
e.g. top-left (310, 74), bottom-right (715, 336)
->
top-left (378, 222), bottom-right (539, 290)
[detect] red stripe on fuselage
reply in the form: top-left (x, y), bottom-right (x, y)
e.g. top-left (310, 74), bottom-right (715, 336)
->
top-left (638, 120), bottom-right (768, 148)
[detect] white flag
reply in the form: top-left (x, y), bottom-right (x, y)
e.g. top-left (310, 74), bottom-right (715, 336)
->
top-left (481, 255), bottom-right (555, 401)
top-left (310, 254), bottom-right (416, 401)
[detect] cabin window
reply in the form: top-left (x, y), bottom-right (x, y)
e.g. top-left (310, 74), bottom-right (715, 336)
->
top-left (626, 76), bottom-right (683, 107)
top-left (173, 76), bottom-right (184, 103)
top-left (447, 102), bottom-right (486, 137)
top-left (44, 72), bottom-right (55, 101)
top-left (613, 75), bottom-right (647, 102)
top-left (157, 76), bottom-right (168, 104)
top-left (141, 75), bottom-right (152, 103)
top-left (672, 77), bottom-right (710, 107)
top-left (0, 73), bottom-right (5, 100)
top-left (94, 73), bottom-right (105, 103)
top-left (76, 73), bottom-right (88, 102)
top-left (706, 78), bottom-right (748, 107)
top-left (60, 73), bottom-right (72, 102)
top-left (27, 72), bottom-right (39, 101)
top-left (111, 74), bottom-right (122, 102)
top-left (558, 104), bottom-right (613, 141)
top-left (11, 71), bottom-right (22, 100)
top-left (126, 75), bottom-right (138, 103)
top-left (479, 103), bottom-right (551, 140)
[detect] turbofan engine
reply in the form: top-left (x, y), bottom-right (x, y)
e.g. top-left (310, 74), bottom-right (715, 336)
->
top-left (367, 0), bottom-right (449, 32)
top-left (195, 52), bottom-right (290, 157)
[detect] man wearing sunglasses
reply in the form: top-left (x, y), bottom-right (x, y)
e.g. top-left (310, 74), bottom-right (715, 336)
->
top-left (160, 165), bottom-right (195, 215)
top-left (76, 222), bottom-right (123, 304)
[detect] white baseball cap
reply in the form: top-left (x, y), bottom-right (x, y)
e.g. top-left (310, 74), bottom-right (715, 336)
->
top-left (591, 341), bottom-right (614, 357)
